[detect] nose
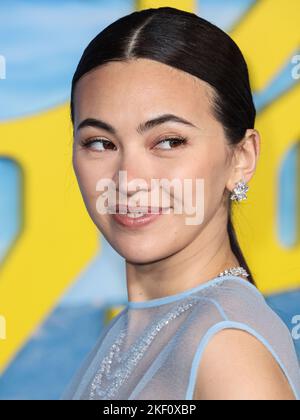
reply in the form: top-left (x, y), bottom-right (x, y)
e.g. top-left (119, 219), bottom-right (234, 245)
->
top-left (113, 149), bottom-right (150, 198)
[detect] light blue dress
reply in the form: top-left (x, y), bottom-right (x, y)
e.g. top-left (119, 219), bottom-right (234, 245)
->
top-left (62, 274), bottom-right (300, 400)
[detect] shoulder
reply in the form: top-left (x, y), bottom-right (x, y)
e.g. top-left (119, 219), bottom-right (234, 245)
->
top-left (204, 278), bottom-right (291, 337)
top-left (190, 278), bottom-right (299, 400)
top-left (193, 325), bottom-right (296, 400)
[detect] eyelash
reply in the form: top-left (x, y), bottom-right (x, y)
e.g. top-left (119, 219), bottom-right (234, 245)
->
top-left (79, 136), bottom-right (188, 151)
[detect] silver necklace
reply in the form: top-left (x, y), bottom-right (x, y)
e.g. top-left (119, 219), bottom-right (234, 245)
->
top-left (88, 265), bottom-right (249, 399)
top-left (89, 298), bottom-right (199, 399)
top-left (218, 266), bottom-right (249, 277)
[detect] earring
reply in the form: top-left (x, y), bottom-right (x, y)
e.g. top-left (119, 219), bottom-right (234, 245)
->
top-left (230, 178), bottom-right (249, 202)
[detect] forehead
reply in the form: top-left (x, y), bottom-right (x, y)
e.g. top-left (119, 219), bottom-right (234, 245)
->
top-left (73, 58), bottom-right (214, 126)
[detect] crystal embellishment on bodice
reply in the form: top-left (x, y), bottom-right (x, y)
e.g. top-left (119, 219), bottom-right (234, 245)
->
top-left (88, 296), bottom-right (201, 400)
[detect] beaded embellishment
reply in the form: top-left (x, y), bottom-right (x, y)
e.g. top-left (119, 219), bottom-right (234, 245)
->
top-left (87, 266), bottom-right (248, 399)
top-left (88, 297), bottom-right (199, 399)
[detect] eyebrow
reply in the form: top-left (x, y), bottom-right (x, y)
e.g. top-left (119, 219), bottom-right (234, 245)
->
top-left (75, 113), bottom-right (198, 135)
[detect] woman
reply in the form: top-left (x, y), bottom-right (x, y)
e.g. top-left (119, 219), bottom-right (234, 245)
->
top-left (63, 7), bottom-right (300, 400)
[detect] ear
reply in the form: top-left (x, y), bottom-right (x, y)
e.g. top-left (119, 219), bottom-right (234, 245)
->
top-left (226, 128), bottom-right (260, 191)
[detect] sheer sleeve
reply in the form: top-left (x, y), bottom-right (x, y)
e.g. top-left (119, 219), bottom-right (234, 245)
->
top-left (185, 278), bottom-right (300, 401)
top-left (186, 319), bottom-right (300, 400)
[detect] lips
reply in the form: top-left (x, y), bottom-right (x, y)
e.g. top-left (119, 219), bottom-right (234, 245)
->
top-left (110, 206), bottom-right (172, 228)
top-left (109, 205), bottom-right (171, 214)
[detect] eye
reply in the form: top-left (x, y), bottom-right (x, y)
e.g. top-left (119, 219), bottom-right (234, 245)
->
top-left (79, 138), bottom-right (117, 152)
top-left (155, 136), bottom-right (188, 150)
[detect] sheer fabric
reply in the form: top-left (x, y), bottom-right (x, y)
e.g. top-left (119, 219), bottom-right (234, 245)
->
top-left (62, 274), bottom-right (300, 400)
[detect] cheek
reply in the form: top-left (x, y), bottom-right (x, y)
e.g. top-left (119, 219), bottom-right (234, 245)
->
top-left (175, 153), bottom-right (226, 221)
top-left (73, 155), bottom-right (103, 204)
top-left (173, 156), bottom-right (210, 201)
top-left (201, 157), bottom-right (228, 218)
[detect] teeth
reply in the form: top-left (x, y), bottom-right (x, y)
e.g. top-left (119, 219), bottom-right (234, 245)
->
top-left (126, 212), bottom-right (146, 218)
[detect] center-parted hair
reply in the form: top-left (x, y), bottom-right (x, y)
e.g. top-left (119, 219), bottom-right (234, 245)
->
top-left (70, 7), bottom-right (257, 285)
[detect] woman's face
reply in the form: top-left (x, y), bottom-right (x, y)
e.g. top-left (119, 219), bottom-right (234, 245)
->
top-left (72, 58), bottom-right (234, 263)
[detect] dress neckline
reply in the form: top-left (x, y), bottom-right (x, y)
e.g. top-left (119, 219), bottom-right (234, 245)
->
top-left (126, 274), bottom-right (258, 309)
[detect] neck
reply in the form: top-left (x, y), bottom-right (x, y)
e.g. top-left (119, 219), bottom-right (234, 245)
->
top-left (126, 212), bottom-right (240, 303)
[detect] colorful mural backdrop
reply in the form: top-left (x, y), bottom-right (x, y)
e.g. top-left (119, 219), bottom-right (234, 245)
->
top-left (0, 0), bottom-right (299, 399)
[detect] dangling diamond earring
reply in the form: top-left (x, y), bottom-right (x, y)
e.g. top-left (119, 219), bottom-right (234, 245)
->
top-left (230, 178), bottom-right (249, 202)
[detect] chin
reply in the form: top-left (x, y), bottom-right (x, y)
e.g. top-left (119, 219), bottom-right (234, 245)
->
top-left (95, 219), bottom-right (182, 262)
top-left (111, 239), bottom-right (172, 264)
top-left (123, 253), bottom-right (168, 265)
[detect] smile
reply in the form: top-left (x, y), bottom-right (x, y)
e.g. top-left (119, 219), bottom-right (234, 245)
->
top-left (110, 206), bottom-right (172, 228)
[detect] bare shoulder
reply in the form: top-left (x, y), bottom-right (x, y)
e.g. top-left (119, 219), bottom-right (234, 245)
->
top-left (194, 327), bottom-right (296, 400)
